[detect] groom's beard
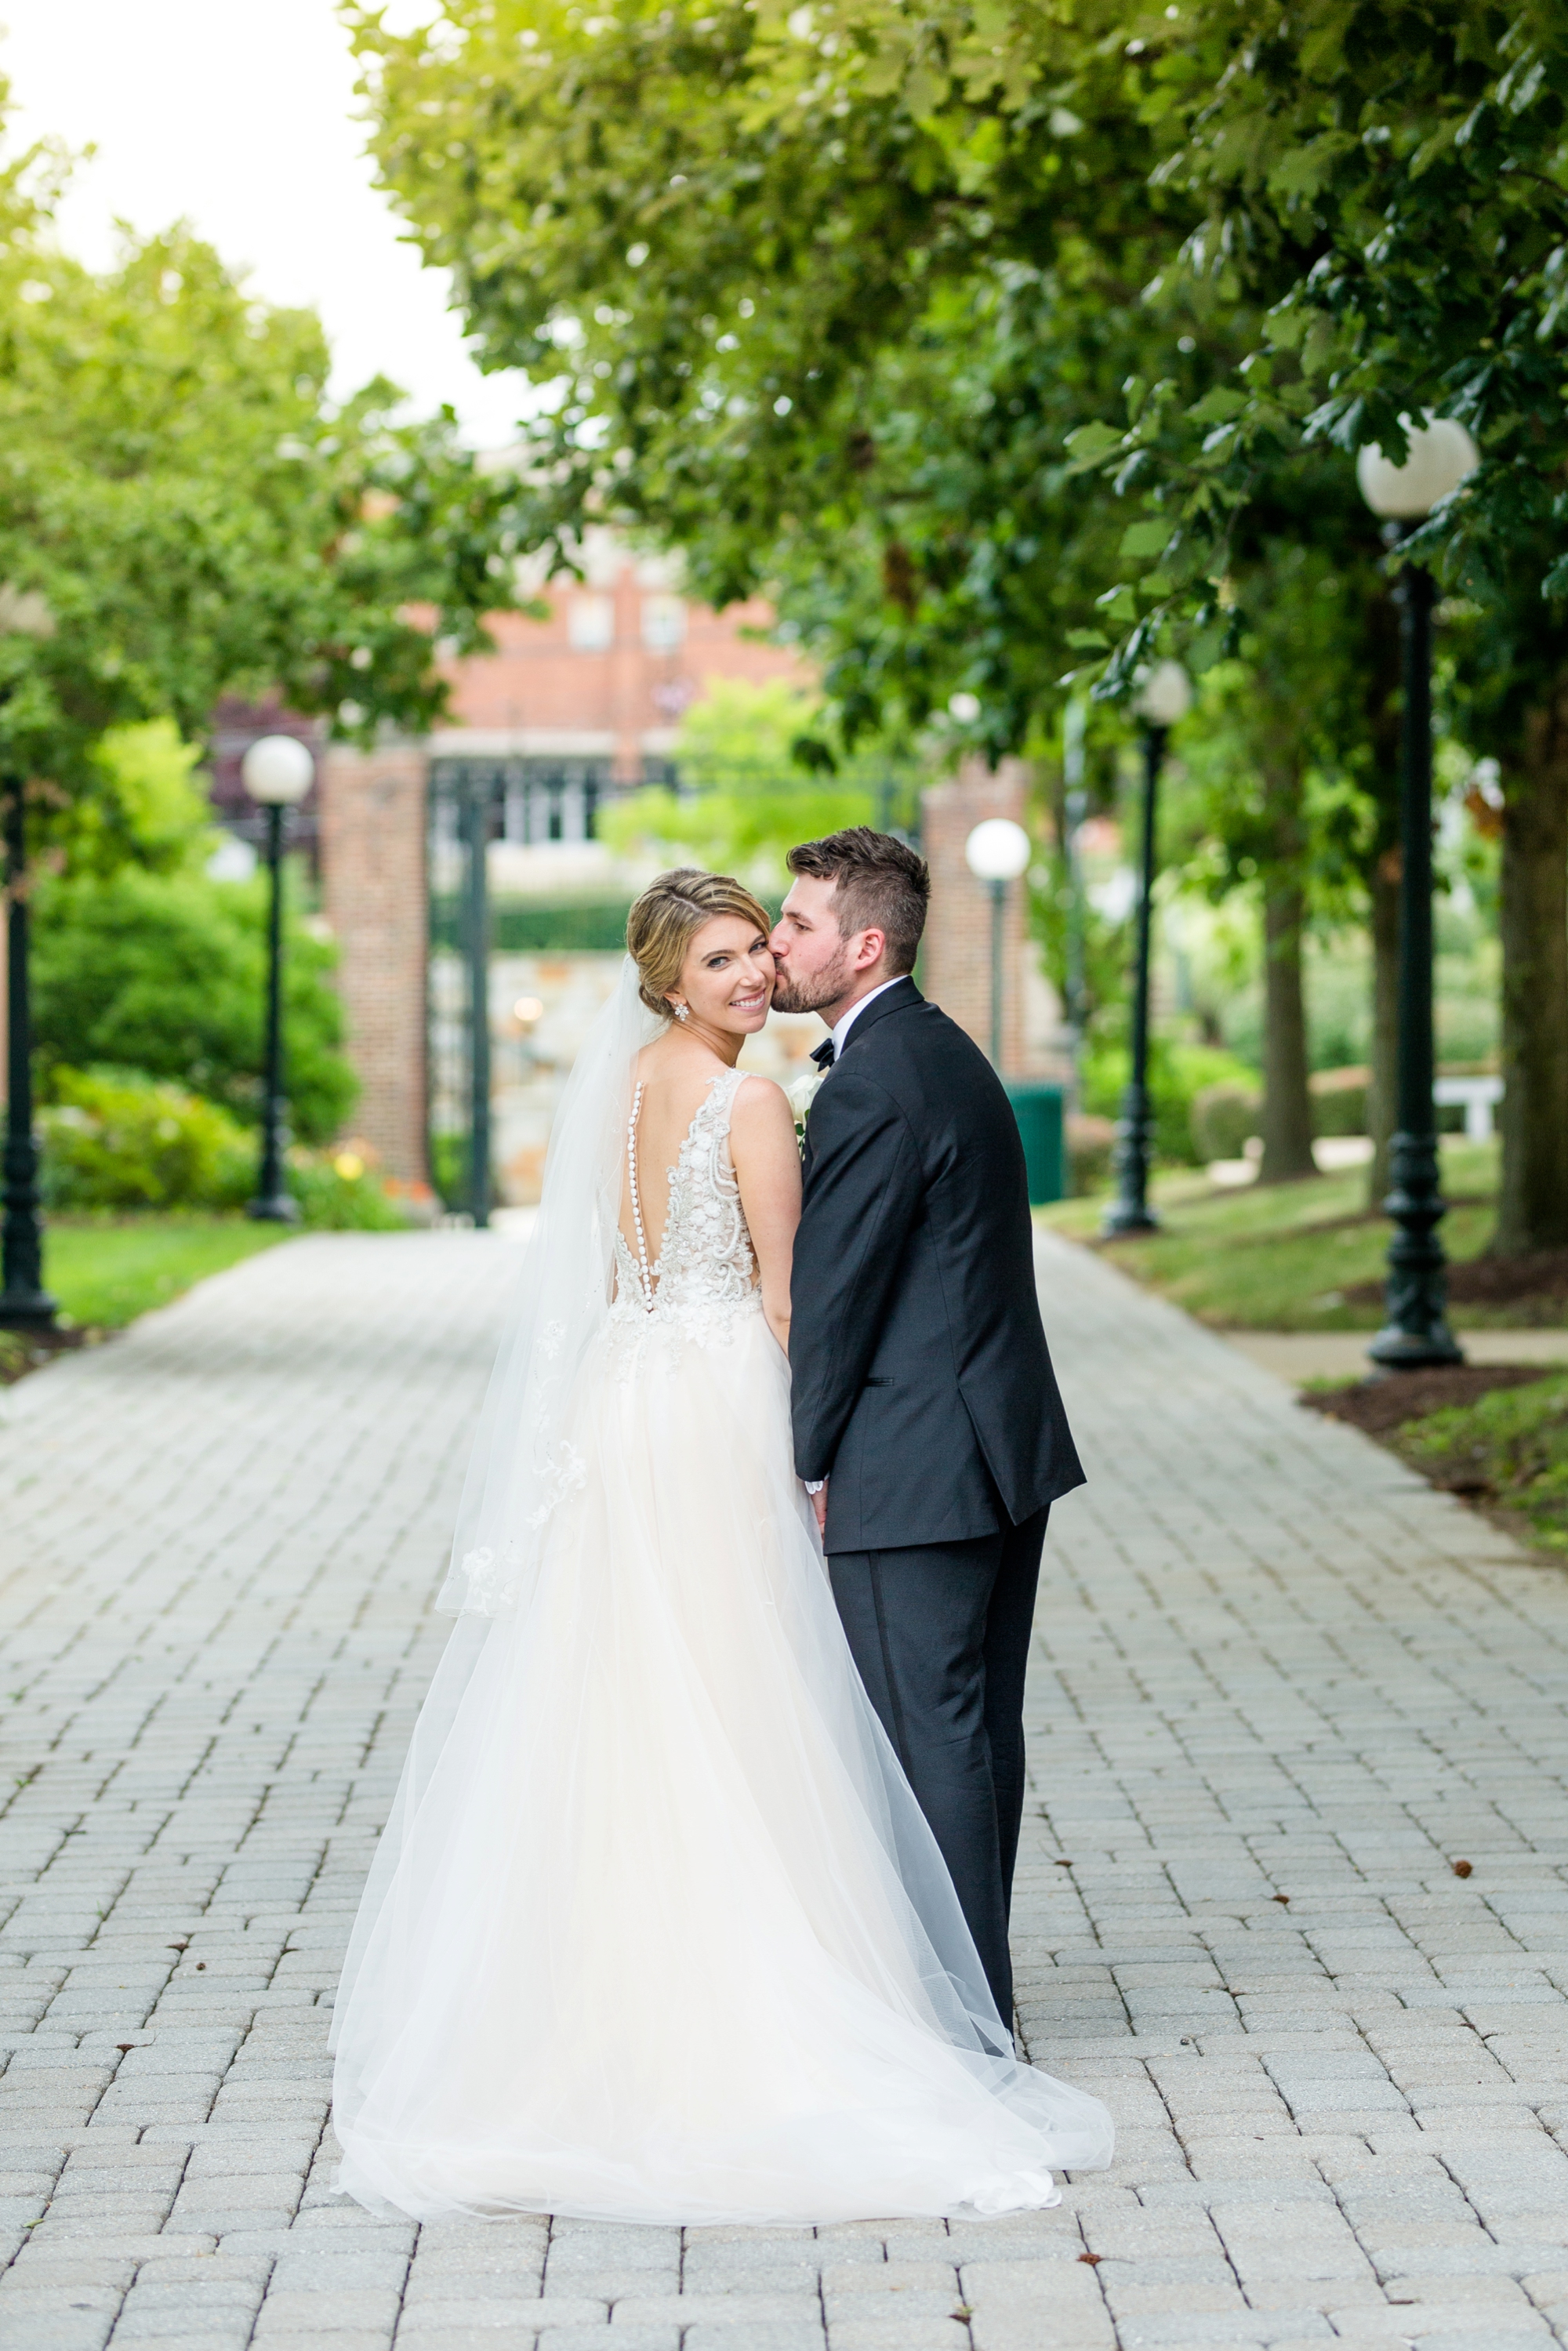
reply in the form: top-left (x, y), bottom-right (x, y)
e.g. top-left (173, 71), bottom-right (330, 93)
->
top-left (771, 946), bottom-right (854, 1017)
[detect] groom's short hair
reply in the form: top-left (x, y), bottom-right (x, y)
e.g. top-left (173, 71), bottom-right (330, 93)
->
top-left (786, 827), bottom-right (930, 974)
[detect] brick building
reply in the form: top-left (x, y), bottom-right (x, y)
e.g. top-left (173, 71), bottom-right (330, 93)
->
top-left (316, 742), bottom-right (430, 1185)
top-left (301, 535), bottom-right (804, 1185)
top-left (430, 528), bottom-right (804, 845)
top-left (216, 545), bottom-right (1061, 1192)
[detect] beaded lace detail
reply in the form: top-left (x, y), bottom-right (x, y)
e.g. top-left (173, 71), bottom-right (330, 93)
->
top-left (611, 1068), bottom-right (760, 1353)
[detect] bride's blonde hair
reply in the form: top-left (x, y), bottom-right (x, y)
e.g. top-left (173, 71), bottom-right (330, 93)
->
top-left (626, 869), bottom-right (774, 1019)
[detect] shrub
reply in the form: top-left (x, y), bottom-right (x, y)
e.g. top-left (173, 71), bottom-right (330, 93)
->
top-left (32, 865), bottom-right (357, 1145)
top-left (286, 1143), bottom-right (410, 1230)
top-left (1309, 1066), bottom-right (1370, 1137)
top-left (39, 1069), bottom-right (255, 1211)
top-left (1067, 1112), bottom-right (1117, 1195)
top-left (1083, 1036), bottom-right (1259, 1167)
top-left (38, 1071), bottom-right (409, 1228)
top-left (1191, 1082), bottom-right (1262, 1164)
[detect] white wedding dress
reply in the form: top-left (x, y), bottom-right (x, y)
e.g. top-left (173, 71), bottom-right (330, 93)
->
top-left (330, 984), bottom-right (1112, 2226)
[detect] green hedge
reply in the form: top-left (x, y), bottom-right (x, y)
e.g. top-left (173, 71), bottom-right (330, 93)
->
top-left (1191, 1082), bottom-right (1260, 1163)
top-left (434, 892), bottom-right (788, 955)
top-left (38, 1067), bottom-right (407, 1228)
top-left (41, 1068), bottom-right (254, 1211)
top-left (1083, 1039), bottom-right (1260, 1167)
top-left (433, 898), bottom-right (636, 954)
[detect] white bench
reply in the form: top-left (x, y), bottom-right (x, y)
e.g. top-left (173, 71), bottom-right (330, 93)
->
top-left (1434, 1074), bottom-right (1503, 1140)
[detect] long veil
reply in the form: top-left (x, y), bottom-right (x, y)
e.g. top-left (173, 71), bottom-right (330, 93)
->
top-left (331, 960), bottom-right (657, 2052)
top-left (441, 955), bottom-right (659, 1618)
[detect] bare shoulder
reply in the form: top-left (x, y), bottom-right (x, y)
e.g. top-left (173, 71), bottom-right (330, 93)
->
top-left (730, 1072), bottom-right (793, 1124)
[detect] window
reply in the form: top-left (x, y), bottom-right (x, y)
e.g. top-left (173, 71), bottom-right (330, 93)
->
top-left (641, 594), bottom-right (687, 653)
top-left (568, 595), bottom-right (615, 651)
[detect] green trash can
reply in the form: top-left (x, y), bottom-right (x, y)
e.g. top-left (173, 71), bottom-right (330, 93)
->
top-left (1004, 1083), bottom-right (1066, 1204)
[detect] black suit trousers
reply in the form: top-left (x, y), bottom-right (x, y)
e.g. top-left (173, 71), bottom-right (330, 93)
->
top-left (826, 1503), bottom-right (1049, 2026)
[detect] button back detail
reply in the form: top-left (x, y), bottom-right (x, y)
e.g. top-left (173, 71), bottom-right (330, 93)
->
top-left (612, 1068), bottom-right (760, 1359)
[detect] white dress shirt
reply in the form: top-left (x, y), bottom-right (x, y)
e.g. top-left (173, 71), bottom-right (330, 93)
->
top-left (828, 976), bottom-right (906, 1065)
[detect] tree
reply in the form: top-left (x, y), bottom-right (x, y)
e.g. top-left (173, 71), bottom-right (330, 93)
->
top-left (0, 103), bottom-right (530, 870)
top-left (350, 0), bottom-right (1565, 1239)
top-left (598, 678), bottom-right (897, 885)
top-left (1062, 0), bottom-right (1568, 1247)
top-left (343, 0), bottom-right (1175, 723)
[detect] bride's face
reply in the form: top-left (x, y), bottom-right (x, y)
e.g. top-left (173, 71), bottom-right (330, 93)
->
top-left (673, 916), bottom-right (776, 1036)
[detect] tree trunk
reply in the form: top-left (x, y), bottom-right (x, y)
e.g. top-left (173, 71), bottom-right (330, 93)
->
top-left (1494, 692), bottom-right (1568, 1254)
top-left (1367, 849), bottom-right (1400, 1208)
top-left (1258, 876), bottom-right (1317, 1182)
top-left (1254, 748), bottom-right (1316, 1185)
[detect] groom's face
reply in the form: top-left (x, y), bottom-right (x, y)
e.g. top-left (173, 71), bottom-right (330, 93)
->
top-left (769, 876), bottom-right (857, 1016)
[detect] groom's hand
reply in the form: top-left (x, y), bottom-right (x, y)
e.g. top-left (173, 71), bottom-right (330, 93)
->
top-left (810, 1479), bottom-right (828, 1534)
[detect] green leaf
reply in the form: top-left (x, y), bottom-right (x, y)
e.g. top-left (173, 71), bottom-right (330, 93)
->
top-left (1064, 421), bottom-right (1125, 464)
top-left (1119, 517), bottom-right (1174, 560)
top-left (1185, 384), bottom-right (1248, 427)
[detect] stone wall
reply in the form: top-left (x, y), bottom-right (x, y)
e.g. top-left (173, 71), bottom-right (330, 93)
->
top-left (920, 756), bottom-right (1055, 1079)
top-left (317, 742), bottom-right (430, 1185)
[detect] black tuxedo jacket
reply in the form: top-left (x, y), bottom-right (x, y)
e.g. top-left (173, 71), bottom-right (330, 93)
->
top-left (789, 977), bottom-right (1084, 1553)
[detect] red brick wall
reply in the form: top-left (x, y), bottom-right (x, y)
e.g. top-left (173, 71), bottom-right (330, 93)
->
top-left (920, 757), bottom-right (1034, 1078)
top-left (441, 553), bottom-right (807, 778)
top-left (318, 743), bottom-right (429, 1183)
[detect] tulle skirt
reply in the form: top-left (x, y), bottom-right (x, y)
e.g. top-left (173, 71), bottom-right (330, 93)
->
top-left (329, 1297), bottom-right (1113, 2224)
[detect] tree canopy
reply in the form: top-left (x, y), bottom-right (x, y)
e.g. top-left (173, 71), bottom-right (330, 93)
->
top-left (0, 92), bottom-right (532, 866)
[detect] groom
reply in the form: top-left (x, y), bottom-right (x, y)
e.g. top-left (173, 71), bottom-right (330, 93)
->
top-left (771, 826), bottom-right (1083, 2033)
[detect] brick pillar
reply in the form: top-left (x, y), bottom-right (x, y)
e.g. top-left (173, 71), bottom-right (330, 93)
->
top-left (317, 741), bottom-right (430, 1183)
top-left (920, 756), bottom-right (1036, 1078)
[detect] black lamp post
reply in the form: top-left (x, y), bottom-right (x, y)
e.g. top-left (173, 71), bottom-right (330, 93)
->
top-left (462, 775), bottom-right (492, 1230)
top-left (0, 586), bottom-right (60, 1333)
top-left (964, 816), bottom-right (1033, 1068)
top-left (1103, 660), bottom-right (1192, 1237)
top-left (1, 776), bottom-right (57, 1330)
top-left (241, 734), bottom-right (315, 1224)
top-left (1357, 416), bottom-right (1477, 1370)
top-left (1062, 697), bottom-right (1089, 1100)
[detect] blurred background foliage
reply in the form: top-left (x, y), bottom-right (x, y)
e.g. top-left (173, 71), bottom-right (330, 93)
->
top-left (599, 678), bottom-right (920, 891)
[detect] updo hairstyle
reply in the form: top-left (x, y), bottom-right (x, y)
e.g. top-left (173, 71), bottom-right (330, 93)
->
top-left (626, 869), bottom-right (774, 1019)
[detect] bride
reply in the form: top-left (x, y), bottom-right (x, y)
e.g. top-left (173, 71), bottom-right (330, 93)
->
top-left (330, 867), bottom-right (1113, 2226)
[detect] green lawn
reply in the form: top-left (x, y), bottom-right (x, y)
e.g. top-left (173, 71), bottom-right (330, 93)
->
top-left (43, 1215), bottom-right (294, 1331)
top-left (1040, 1139), bottom-right (1514, 1330)
top-left (1399, 1373), bottom-right (1568, 1552)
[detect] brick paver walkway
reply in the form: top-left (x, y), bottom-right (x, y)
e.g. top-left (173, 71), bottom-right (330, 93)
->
top-left (2, 1228), bottom-right (1566, 2351)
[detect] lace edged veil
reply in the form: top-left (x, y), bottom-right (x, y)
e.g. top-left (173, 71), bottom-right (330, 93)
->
top-left (437, 956), bottom-right (662, 1621)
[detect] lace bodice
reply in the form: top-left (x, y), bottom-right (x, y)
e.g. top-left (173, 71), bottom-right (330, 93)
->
top-left (611, 1068), bottom-right (760, 1345)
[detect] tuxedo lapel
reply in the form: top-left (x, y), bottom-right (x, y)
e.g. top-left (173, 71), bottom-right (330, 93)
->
top-left (800, 979), bottom-right (921, 1184)
top-left (835, 975), bottom-right (921, 1059)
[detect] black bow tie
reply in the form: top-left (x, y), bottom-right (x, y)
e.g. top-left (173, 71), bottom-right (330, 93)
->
top-left (810, 1038), bottom-right (836, 1070)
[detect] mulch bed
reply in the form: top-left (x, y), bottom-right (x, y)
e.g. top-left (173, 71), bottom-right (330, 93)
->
top-left (1301, 1362), bottom-right (1558, 1438)
top-left (0, 1326), bottom-right (104, 1388)
top-left (1345, 1247), bottom-right (1568, 1323)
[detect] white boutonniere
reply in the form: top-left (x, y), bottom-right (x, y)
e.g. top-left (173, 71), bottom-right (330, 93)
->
top-left (786, 1068), bottom-right (825, 1149)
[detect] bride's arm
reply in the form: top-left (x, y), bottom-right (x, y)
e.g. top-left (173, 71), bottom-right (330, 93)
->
top-left (728, 1077), bottom-right (802, 1354)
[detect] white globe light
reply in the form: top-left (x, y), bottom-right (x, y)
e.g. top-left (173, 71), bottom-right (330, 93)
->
top-left (947, 691), bottom-right (982, 724)
top-left (1356, 413), bottom-right (1479, 521)
top-left (964, 818), bottom-right (1032, 883)
top-left (241, 733), bottom-right (315, 805)
top-left (1132, 660), bottom-right (1192, 728)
